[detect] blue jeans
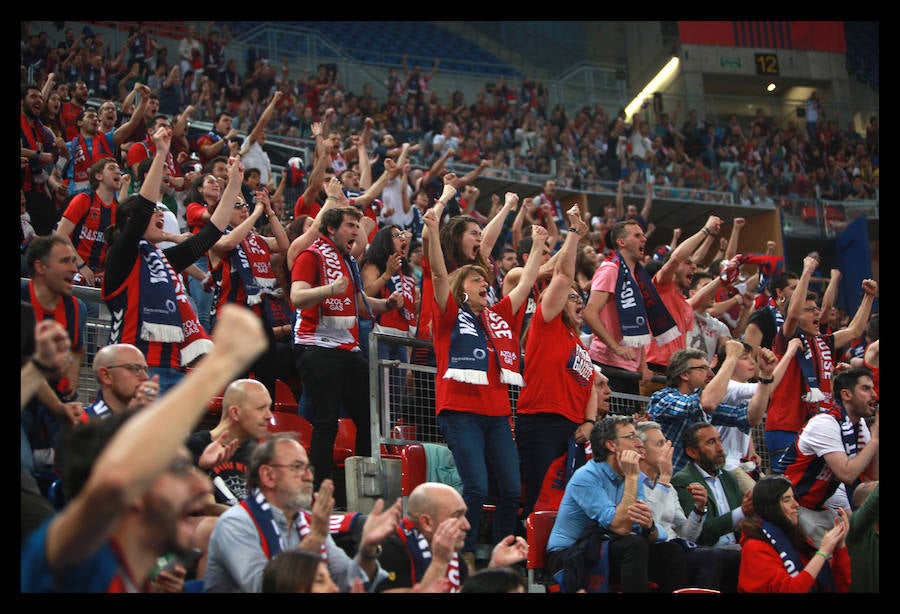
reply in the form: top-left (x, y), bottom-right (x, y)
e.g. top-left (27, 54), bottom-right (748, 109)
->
top-left (149, 366), bottom-right (187, 396)
top-left (764, 430), bottom-right (797, 474)
top-left (186, 257), bottom-right (213, 333)
top-left (438, 410), bottom-right (521, 554)
top-left (515, 413), bottom-right (583, 520)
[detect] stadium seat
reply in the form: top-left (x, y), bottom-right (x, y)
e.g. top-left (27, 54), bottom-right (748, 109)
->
top-left (333, 417), bottom-right (357, 466)
top-left (266, 412), bottom-right (313, 451)
top-left (273, 378), bottom-right (298, 413)
top-left (525, 510), bottom-right (560, 593)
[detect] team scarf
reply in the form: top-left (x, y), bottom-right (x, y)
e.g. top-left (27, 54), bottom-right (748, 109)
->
top-left (767, 295), bottom-right (786, 332)
top-left (310, 234), bottom-right (374, 326)
top-left (795, 331), bottom-right (829, 403)
top-left (240, 488), bottom-right (326, 560)
top-left (137, 240), bottom-right (212, 366)
top-left (229, 229), bottom-right (276, 306)
top-left (610, 250), bottom-right (679, 347)
top-left (759, 520), bottom-right (835, 592)
top-left (395, 517), bottom-right (462, 592)
top-left (445, 301), bottom-right (524, 386)
top-left (737, 253), bottom-right (784, 295)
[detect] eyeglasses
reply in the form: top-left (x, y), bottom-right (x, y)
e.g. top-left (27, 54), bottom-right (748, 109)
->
top-left (234, 202), bottom-right (250, 209)
top-left (802, 305), bottom-right (821, 312)
top-left (687, 365), bottom-right (712, 372)
top-left (567, 293), bottom-right (584, 304)
top-left (167, 456), bottom-right (197, 477)
top-left (391, 231), bottom-right (410, 239)
top-left (616, 432), bottom-right (640, 441)
top-left (267, 462), bottom-right (314, 475)
top-left (107, 363), bottom-right (149, 375)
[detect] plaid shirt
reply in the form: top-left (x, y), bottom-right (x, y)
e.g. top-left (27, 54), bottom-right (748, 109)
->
top-left (647, 386), bottom-right (751, 472)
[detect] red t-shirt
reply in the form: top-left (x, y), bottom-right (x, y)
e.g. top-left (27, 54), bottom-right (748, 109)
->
top-left (431, 294), bottom-right (524, 417)
top-left (516, 302), bottom-right (595, 424)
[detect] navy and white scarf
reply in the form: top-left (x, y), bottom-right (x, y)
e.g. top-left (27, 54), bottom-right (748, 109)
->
top-left (138, 240), bottom-right (212, 365)
top-left (396, 518), bottom-right (462, 592)
top-left (611, 250), bottom-right (679, 347)
top-left (229, 229), bottom-right (276, 307)
top-left (240, 488), bottom-right (325, 560)
top-left (795, 331), bottom-right (828, 403)
top-left (760, 520), bottom-right (835, 592)
top-left (445, 301), bottom-right (523, 386)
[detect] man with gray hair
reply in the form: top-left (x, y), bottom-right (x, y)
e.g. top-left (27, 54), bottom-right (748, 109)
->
top-left (204, 432), bottom-right (402, 592)
top-left (545, 415), bottom-right (665, 592)
top-left (647, 340), bottom-right (776, 472)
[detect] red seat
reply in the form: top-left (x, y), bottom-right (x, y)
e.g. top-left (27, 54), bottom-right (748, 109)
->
top-left (333, 417), bottom-right (356, 466)
top-left (673, 587), bottom-right (721, 594)
top-left (525, 510), bottom-right (560, 592)
top-left (266, 412), bottom-right (313, 451)
top-left (400, 443), bottom-right (427, 498)
top-left (273, 378), bottom-right (298, 414)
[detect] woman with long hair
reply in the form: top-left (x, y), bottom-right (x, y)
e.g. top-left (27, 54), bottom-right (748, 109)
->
top-left (101, 127), bottom-right (240, 394)
top-left (359, 224), bottom-right (418, 363)
top-left (515, 206), bottom-right (596, 520)
top-left (737, 475), bottom-right (850, 593)
top-left (422, 185), bottom-right (547, 574)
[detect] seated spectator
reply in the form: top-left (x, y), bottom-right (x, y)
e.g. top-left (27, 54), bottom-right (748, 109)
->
top-left (376, 481), bottom-right (526, 592)
top-left (737, 475), bottom-right (850, 593)
top-left (261, 549), bottom-right (341, 593)
top-left (20, 303), bottom-right (268, 592)
top-left (546, 415), bottom-right (665, 593)
top-left (671, 422), bottom-right (747, 592)
top-left (203, 433), bottom-right (402, 592)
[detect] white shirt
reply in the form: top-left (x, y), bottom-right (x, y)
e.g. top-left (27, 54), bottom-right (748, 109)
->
top-left (241, 139), bottom-right (272, 188)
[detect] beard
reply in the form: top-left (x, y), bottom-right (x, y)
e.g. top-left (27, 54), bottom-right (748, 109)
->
top-left (284, 488), bottom-right (314, 512)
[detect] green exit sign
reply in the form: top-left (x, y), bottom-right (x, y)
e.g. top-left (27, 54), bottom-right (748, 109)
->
top-left (720, 57), bottom-right (742, 69)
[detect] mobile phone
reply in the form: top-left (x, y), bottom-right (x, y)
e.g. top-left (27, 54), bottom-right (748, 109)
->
top-left (161, 547), bottom-right (202, 574)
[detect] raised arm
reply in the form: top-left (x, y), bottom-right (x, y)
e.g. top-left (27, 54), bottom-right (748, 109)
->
top-left (481, 186), bottom-right (517, 258)
top-left (724, 217), bottom-right (745, 260)
top-left (243, 91), bottom-right (282, 153)
top-left (833, 280), bottom-right (877, 349)
top-left (208, 156), bottom-right (246, 232)
top-left (422, 184), bottom-right (456, 314)
top-left (781, 254), bottom-right (819, 339)
top-left (657, 215), bottom-right (723, 284)
top-left (539, 206), bottom-right (588, 322)
top-left (819, 268), bottom-right (842, 329)
top-left (112, 83), bottom-right (152, 146)
top-left (44, 304), bottom-right (266, 574)
top-left (507, 222), bottom-right (548, 313)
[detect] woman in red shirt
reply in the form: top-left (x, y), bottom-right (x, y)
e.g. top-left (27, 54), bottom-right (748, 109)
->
top-left (738, 475), bottom-right (850, 593)
top-left (515, 206), bottom-right (596, 520)
top-left (422, 187), bottom-right (547, 572)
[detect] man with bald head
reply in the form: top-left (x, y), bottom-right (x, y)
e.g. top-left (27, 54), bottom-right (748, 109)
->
top-left (82, 344), bottom-right (160, 421)
top-left (187, 378), bottom-right (274, 511)
top-left (376, 481), bottom-right (528, 592)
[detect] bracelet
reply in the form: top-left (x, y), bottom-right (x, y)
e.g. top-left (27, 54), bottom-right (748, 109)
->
top-left (568, 227), bottom-right (578, 233)
top-left (814, 550), bottom-right (832, 561)
top-left (329, 283), bottom-right (334, 295)
top-left (30, 356), bottom-right (57, 374)
top-left (701, 227), bottom-right (712, 236)
top-left (757, 376), bottom-right (774, 385)
top-left (582, 419), bottom-right (596, 426)
top-left (325, 195), bottom-right (338, 201)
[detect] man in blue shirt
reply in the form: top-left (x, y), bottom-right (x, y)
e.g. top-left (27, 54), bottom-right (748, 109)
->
top-left (546, 415), bottom-right (666, 593)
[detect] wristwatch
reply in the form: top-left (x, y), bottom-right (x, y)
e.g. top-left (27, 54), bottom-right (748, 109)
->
top-left (693, 505), bottom-right (708, 516)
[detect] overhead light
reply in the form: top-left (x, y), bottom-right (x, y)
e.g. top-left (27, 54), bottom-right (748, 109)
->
top-left (766, 83), bottom-right (777, 92)
top-left (624, 56), bottom-right (680, 122)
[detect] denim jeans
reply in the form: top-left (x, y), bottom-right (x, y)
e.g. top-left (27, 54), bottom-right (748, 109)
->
top-left (764, 430), bottom-right (797, 474)
top-left (438, 410), bottom-right (521, 554)
top-left (186, 257), bottom-right (213, 334)
top-left (149, 366), bottom-right (188, 396)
